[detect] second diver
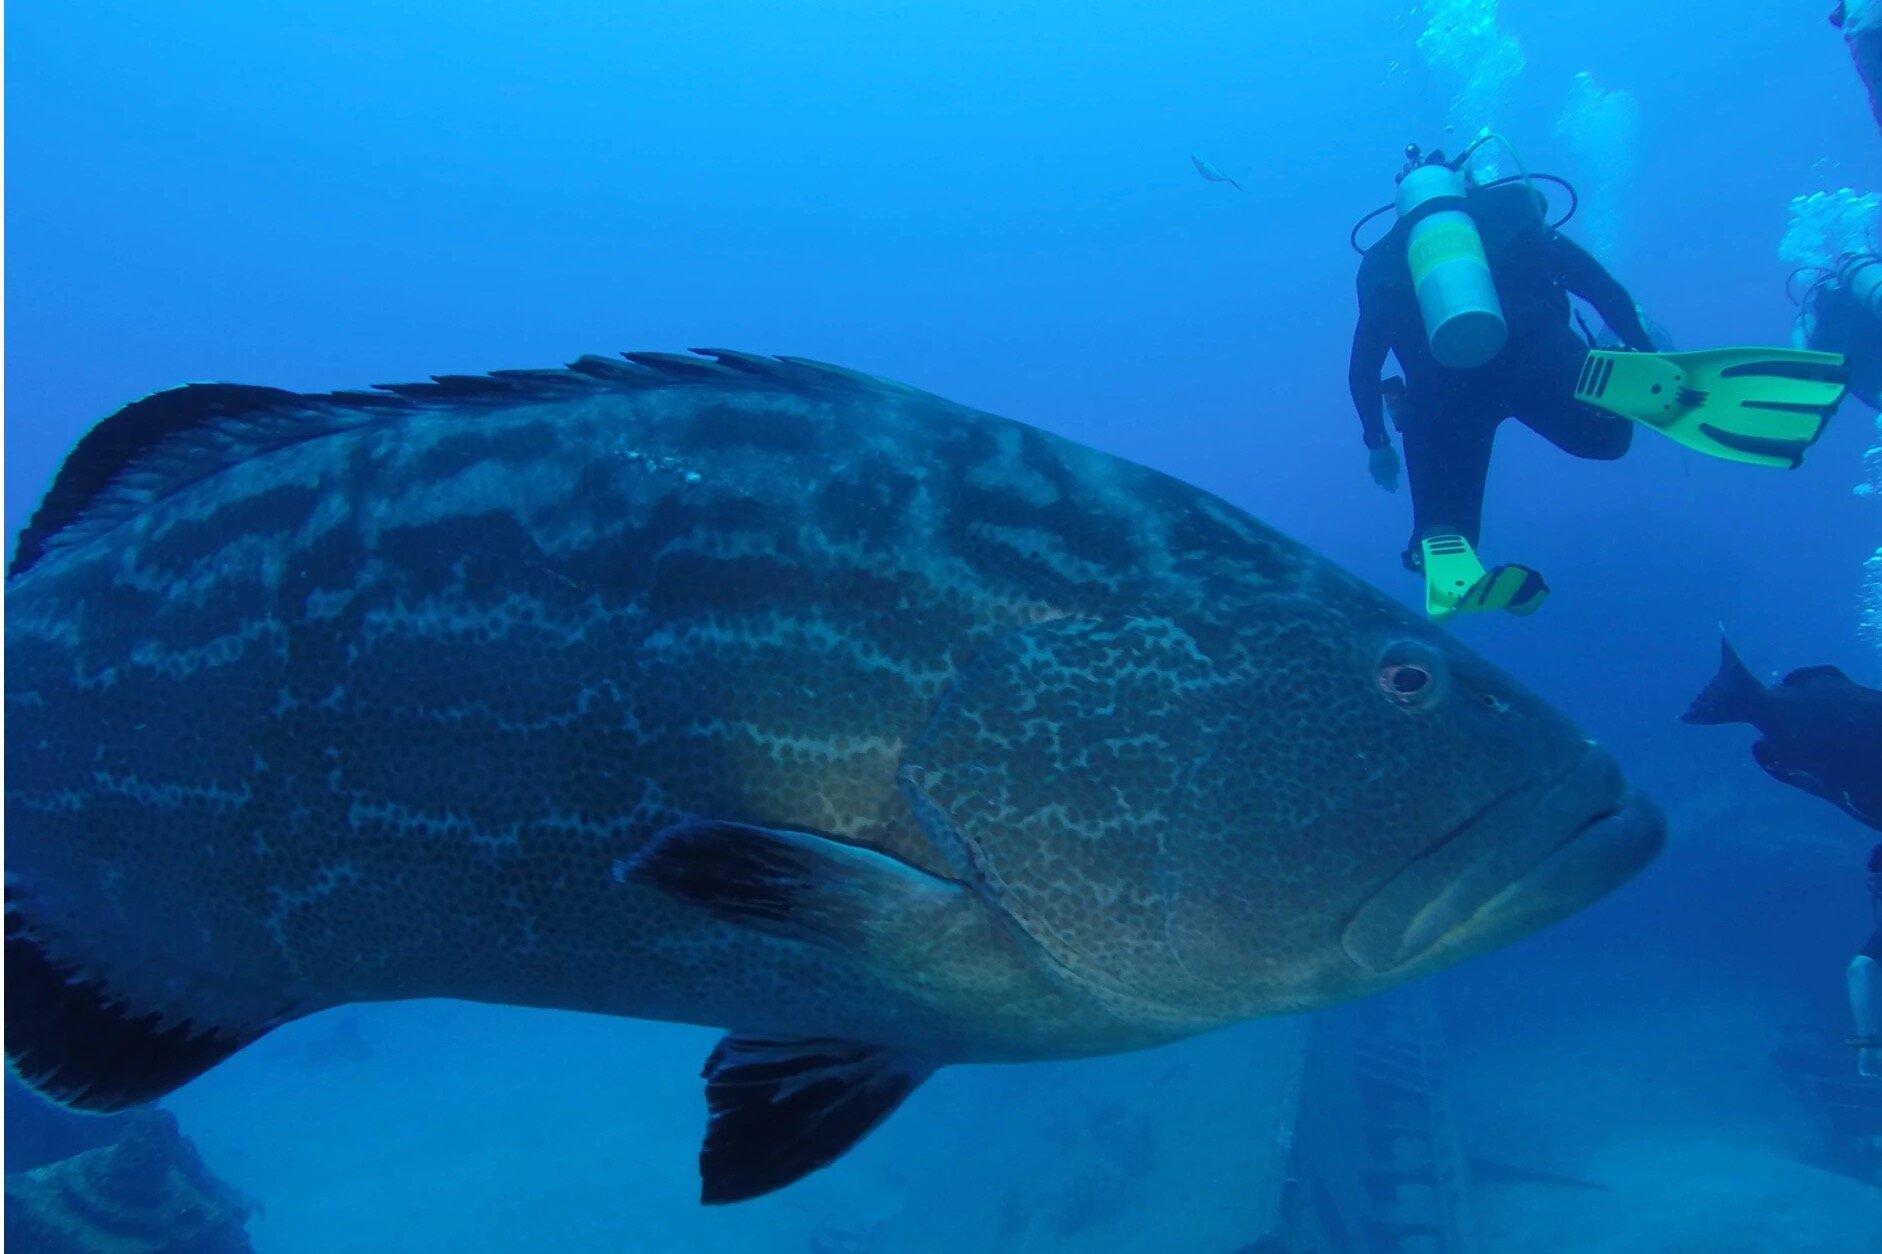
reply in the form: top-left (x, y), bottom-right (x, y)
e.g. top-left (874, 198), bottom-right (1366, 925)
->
top-left (1348, 139), bottom-right (1849, 620)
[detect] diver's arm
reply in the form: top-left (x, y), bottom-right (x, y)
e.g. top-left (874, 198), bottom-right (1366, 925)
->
top-left (1348, 304), bottom-right (1393, 449)
top-left (1550, 234), bottom-right (1655, 350)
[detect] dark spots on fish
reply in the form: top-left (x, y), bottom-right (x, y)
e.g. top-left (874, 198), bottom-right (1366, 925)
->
top-left (373, 511), bottom-right (560, 603)
top-left (248, 638), bottom-right (700, 967)
top-left (265, 870), bottom-right (400, 981)
top-left (932, 425), bottom-right (1140, 575)
top-left (346, 431), bottom-right (392, 484)
top-left (901, 614), bottom-right (1242, 992)
top-left (993, 433), bottom-right (1136, 570)
top-left (86, 572), bottom-right (225, 658)
top-left (677, 403), bottom-right (817, 455)
top-left (1112, 462), bottom-right (1295, 596)
top-left (1042, 497), bottom-right (1136, 570)
top-left (934, 424), bottom-right (1000, 479)
top-left (1016, 426), bottom-right (1080, 501)
top-left (1175, 617), bottom-right (1239, 667)
top-left (1167, 507), bottom-right (1289, 585)
top-left (707, 642), bottom-right (918, 736)
top-left (648, 552), bottom-right (809, 617)
top-left (553, 493), bottom-right (770, 607)
top-left (703, 494), bottom-right (774, 532)
top-left (939, 482), bottom-right (1139, 602)
top-left (344, 690), bottom-right (562, 816)
top-left (136, 484), bottom-right (323, 575)
top-left (815, 458), bottom-right (919, 547)
top-left (1236, 542), bottom-right (1291, 588)
top-left (809, 565), bottom-right (909, 620)
top-left (401, 421), bottom-right (560, 485)
top-left (1263, 620), bottom-right (1327, 672)
top-left (941, 520), bottom-right (1087, 608)
top-left (277, 528), bottom-right (374, 745)
top-left (537, 460), bottom-right (637, 536)
top-left (282, 520), bottom-right (370, 609)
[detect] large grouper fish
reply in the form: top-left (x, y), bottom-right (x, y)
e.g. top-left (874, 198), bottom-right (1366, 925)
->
top-left (5, 349), bottom-right (1665, 1202)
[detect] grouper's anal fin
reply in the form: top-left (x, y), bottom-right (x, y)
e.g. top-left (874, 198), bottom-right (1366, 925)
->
top-left (698, 1035), bottom-right (932, 1204)
top-left (5, 902), bottom-right (291, 1112)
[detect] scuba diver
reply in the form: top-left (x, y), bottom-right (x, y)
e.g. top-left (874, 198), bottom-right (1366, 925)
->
top-left (1832, 1), bottom-right (1882, 136)
top-left (1852, 844), bottom-right (1882, 1079)
top-left (1793, 252), bottom-right (1882, 410)
top-left (1348, 137), bottom-right (1850, 620)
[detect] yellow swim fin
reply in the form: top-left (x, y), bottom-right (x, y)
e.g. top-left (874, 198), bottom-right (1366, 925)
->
top-left (1421, 533), bottom-right (1549, 621)
top-left (1574, 348), bottom-right (1848, 469)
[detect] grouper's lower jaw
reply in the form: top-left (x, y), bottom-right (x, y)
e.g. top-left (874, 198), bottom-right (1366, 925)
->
top-left (1343, 750), bottom-right (1666, 979)
top-left (1426, 790), bottom-right (1666, 967)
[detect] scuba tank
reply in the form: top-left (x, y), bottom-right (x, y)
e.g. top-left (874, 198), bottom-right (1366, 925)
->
top-left (1394, 149), bottom-right (1508, 369)
top-left (1836, 252), bottom-right (1882, 321)
top-left (1349, 135), bottom-right (1579, 370)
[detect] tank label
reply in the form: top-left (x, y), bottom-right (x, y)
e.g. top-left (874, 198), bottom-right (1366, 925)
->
top-left (1408, 219), bottom-right (1487, 287)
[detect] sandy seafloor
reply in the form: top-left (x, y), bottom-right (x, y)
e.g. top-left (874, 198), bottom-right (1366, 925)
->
top-left (1454, 977), bottom-right (1882, 1253)
top-left (1445, 790), bottom-right (1882, 1254)
top-left (169, 1006), bottom-right (1309, 1252)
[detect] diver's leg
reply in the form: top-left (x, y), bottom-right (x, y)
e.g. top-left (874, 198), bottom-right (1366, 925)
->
top-left (1517, 398), bottom-right (1634, 460)
top-left (1399, 389), bottom-right (1499, 569)
top-left (1851, 940), bottom-right (1880, 1078)
top-left (1512, 326), bottom-right (1634, 460)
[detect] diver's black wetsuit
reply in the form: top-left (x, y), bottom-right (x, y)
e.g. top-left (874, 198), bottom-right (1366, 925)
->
top-left (1349, 182), bottom-right (1654, 566)
top-left (1804, 283), bottom-right (1882, 410)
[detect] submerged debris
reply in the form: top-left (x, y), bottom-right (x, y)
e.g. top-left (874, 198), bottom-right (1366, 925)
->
top-left (4, 1108), bottom-right (256, 1254)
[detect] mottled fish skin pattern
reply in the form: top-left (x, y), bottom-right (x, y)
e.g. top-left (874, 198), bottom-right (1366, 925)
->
top-left (7, 352), bottom-right (1602, 1065)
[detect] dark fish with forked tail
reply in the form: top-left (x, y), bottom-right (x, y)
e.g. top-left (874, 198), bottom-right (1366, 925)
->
top-left (5, 349), bottom-right (1663, 1204)
top-left (1684, 636), bottom-right (1882, 831)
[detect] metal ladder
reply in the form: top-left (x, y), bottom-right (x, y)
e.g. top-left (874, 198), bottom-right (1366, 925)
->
top-left (1344, 992), bottom-right (1478, 1254)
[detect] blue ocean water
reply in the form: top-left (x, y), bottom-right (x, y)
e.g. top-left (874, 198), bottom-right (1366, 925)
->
top-left (6, 1), bottom-right (1881, 1249)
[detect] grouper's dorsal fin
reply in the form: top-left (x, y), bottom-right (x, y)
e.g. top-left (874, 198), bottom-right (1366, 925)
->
top-left (8, 350), bottom-right (939, 580)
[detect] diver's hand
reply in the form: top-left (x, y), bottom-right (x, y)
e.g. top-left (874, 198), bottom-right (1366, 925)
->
top-left (1368, 443), bottom-right (1400, 493)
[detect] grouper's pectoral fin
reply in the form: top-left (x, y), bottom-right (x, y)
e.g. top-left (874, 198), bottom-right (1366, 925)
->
top-left (5, 902), bottom-right (295, 1112)
top-left (698, 1035), bottom-right (932, 1204)
top-left (625, 818), bottom-right (969, 953)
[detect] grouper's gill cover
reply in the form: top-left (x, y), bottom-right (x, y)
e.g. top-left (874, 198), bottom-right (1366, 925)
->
top-left (4, 349), bottom-right (1664, 1204)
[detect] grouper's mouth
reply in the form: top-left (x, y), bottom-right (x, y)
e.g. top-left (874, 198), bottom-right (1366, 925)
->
top-left (1341, 750), bottom-right (1666, 976)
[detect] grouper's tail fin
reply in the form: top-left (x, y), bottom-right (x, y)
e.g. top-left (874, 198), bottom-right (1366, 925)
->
top-left (5, 893), bottom-right (291, 1112)
top-left (1682, 635), bottom-right (1765, 726)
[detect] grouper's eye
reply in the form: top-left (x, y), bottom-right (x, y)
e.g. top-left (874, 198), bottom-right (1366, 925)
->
top-left (1375, 642), bottom-right (1447, 709)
